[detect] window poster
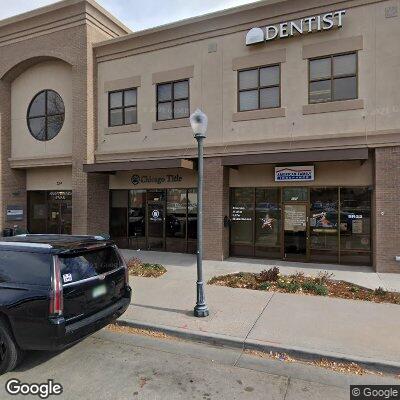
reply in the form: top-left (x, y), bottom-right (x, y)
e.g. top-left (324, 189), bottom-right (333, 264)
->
top-left (352, 219), bottom-right (363, 234)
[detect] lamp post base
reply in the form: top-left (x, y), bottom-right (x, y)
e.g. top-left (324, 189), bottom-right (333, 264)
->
top-left (194, 304), bottom-right (209, 318)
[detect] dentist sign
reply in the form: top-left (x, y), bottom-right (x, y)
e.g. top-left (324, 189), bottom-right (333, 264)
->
top-left (246, 10), bottom-right (346, 45)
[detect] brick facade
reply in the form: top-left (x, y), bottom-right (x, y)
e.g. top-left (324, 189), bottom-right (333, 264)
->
top-left (0, 79), bottom-right (27, 232)
top-left (374, 146), bottom-right (400, 273)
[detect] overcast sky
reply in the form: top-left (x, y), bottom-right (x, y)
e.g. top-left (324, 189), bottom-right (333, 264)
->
top-left (0, 0), bottom-right (259, 31)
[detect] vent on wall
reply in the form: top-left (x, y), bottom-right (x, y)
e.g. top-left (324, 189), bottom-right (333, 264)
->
top-left (208, 43), bottom-right (217, 53)
top-left (385, 6), bottom-right (398, 18)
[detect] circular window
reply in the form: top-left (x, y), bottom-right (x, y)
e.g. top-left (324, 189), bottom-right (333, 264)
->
top-left (27, 90), bottom-right (65, 141)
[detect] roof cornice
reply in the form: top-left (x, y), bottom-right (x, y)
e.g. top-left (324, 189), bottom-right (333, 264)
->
top-left (94, 0), bottom-right (385, 61)
top-left (0, 0), bottom-right (131, 44)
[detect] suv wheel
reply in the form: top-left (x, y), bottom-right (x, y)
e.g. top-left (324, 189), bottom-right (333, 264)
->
top-left (0, 320), bottom-right (22, 374)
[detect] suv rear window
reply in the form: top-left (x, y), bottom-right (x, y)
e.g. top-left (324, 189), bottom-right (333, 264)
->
top-left (59, 246), bottom-right (121, 284)
top-left (0, 251), bottom-right (51, 286)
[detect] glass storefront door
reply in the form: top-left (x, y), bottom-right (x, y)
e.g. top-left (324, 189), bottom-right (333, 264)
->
top-left (147, 190), bottom-right (165, 251)
top-left (28, 191), bottom-right (72, 235)
top-left (283, 203), bottom-right (308, 260)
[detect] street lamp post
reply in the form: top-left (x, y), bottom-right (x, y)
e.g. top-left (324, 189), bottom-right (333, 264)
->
top-left (190, 109), bottom-right (209, 318)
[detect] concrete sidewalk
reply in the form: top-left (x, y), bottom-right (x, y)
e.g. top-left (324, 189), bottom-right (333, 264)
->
top-left (120, 250), bottom-right (400, 371)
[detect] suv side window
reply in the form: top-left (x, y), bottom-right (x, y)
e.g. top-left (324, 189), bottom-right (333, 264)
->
top-left (0, 251), bottom-right (52, 286)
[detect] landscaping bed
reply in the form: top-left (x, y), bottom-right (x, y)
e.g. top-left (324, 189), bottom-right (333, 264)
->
top-left (208, 267), bottom-right (400, 305)
top-left (127, 258), bottom-right (167, 278)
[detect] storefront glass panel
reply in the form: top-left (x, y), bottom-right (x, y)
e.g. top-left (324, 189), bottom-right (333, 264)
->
top-left (283, 204), bottom-right (307, 259)
top-left (28, 191), bottom-right (47, 233)
top-left (254, 188), bottom-right (281, 258)
top-left (187, 189), bottom-right (198, 254)
top-left (283, 187), bottom-right (308, 202)
top-left (230, 186), bottom-right (372, 266)
top-left (166, 189), bottom-right (187, 253)
top-left (128, 190), bottom-right (146, 250)
top-left (310, 188), bottom-right (339, 263)
top-left (230, 188), bottom-right (254, 257)
top-left (109, 188), bottom-right (196, 254)
top-left (340, 188), bottom-right (371, 265)
top-left (147, 190), bottom-right (165, 251)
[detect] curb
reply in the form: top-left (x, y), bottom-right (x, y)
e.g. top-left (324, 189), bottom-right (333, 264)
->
top-left (117, 318), bottom-right (400, 375)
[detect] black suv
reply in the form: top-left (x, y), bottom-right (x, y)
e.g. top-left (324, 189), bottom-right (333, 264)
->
top-left (0, 235), bottom-right (131, 373)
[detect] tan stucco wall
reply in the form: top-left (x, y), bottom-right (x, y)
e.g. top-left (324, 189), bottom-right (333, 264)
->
top-left (109, 168), bottom-right (197, 189)
top-left (229, 159), bottom-right (373, 187)
top-left (26, 166), bottom-right (72, 190)
top-left (96, 0), bottom-right (400, 160)
top-left (11, 60), bottom-right (72, 160)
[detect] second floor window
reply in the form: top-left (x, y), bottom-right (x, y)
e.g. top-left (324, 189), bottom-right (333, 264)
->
top-left (309, 52), bottom-right (357, 104)
top-left (109, 88), bottom-right (137, 127)
top-left (238, 65), bottom-right (280, 112)
top-left (157, 80), bottom-right (189, 121)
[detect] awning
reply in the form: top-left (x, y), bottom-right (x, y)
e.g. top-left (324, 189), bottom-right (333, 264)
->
top-left (221, 148), bottom-right (369, 167)
top-left (83, 158), bottom-right (194, 173)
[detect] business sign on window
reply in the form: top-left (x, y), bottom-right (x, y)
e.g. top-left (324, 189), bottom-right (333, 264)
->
top-left (275, 166), bottom-right (315, 182)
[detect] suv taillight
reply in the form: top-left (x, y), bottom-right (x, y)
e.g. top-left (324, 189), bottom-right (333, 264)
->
top-left (115, 246), bottom-right (129, 285)
top-left (50, 256), bottom-right (64, 316)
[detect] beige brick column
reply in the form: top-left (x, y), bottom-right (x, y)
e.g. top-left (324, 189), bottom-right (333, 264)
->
top-left (71, 25), bottom-right (110, 236)
top-left (203, 157), bottom-right (230, 260)
top-left (374, 146), bottom-right (400, 273)
top-left (0, 80), bottom-right (27, 233)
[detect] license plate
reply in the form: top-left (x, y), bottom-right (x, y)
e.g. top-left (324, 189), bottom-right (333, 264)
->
top-left (92, 285), bottom-right (107, 298)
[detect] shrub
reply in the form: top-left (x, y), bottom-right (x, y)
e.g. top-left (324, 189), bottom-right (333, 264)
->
top-left (301, 280), bottom-right (328, 296)
top-left (259, 267), bottom-right (280, 282)
top-left (313, 284), bottom-right (328, 296)
top-left (301, 280), bottom-right (316, 292)
top-left (277, 279), bottom-right (300, 293)
top-left (127, 258), bottom-right (167, 278)
top-left (315, 271), bottom-right (334, 285)
top-left (259, 282), bottom-right (270, 291)
top-left (349, 286), bottom-right (360, 293)
top-left (374, 287), bottom-right (387, 296)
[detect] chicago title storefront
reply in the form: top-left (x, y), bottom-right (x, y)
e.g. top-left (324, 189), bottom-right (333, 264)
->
top-left (0, 0), bottom-right (399, 272)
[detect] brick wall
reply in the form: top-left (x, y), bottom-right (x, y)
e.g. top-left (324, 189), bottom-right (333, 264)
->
top-left (374, 146), bottom-right (400, 273)
top-left (203, 157), bottom-right (229, 260)
top-left (0, 80), bottom-right (26, 232)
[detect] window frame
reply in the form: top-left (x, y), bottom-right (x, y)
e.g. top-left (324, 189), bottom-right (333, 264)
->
top-left (108, 87), bottom-right (138, 127)
top-left (308, 52), bottom-right (358, 104)
top-left (27, 89), bottom-right (65, 141)
top-left (237, 64), bottom-right (281, 112)
top-left (156, 79), bottom-right (190, 121)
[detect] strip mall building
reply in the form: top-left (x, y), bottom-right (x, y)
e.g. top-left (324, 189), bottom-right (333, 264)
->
top-left (0, 0), bottom-right (399, 272)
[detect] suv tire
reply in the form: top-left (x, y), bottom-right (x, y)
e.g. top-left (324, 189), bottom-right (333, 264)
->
top-left (0, 319), bottom-right (22, 374)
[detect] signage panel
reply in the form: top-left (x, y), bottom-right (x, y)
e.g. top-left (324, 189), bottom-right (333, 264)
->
top-left (6, 205), bottom-right (24, 221)
top-left (275, 166), bottom-right (315, 182)
top-left (131, 174), bottom-right (183, 186)
top-left (246, 10), bottom-right (346, 45)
